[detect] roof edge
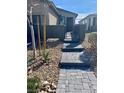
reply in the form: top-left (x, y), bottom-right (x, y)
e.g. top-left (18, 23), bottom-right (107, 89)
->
top-left (79, 13), bottom-right (97, 22)
top-left (57, 7), bottom-right (78, 17)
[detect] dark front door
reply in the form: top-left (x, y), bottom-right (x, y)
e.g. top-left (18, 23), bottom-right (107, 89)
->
top-left (66, 17), bottom-right (73, 32)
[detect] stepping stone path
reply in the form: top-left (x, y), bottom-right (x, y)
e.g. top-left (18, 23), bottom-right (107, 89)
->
top-left (56, 32), bottom-right (97, 93)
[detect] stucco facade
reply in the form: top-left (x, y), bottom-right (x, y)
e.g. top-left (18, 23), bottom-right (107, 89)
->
top-left (48, 7), bottom-right (59, 25)
top-left (27, 0), bottom-right (78, 26)
top-left (27, 0), bottom-right (59, 25)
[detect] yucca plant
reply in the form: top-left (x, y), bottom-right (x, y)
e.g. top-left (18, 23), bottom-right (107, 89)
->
top-left (42, 50), bottom-right (50, 64)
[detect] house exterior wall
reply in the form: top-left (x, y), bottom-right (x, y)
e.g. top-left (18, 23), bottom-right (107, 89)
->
top-left (27, 0), bottom-right (59, 25)
top-left (48, 7), bottom-right (59, 25)
top-left (57, 8), bottom-right (77, 25)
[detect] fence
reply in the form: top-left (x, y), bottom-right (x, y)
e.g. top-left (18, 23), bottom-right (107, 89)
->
top-left (72, 24), bottom-right (86, 43)
top-left (27, 24), bottom-right (66, 43)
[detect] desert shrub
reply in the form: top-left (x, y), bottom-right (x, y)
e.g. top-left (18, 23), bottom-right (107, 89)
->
top-left (84, 32), bottom-right (97, 68)
top-left (27, 76), bottom-right (40, 93)
top-left (42, 50), bottom-right (50, 63)
top-left (88, 33), bottom-right (97, 48)
top-left (89, 33), bottom-right (97, 66)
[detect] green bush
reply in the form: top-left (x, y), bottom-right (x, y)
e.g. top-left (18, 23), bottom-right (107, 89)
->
top-left (27, 76), bottom-right (40, 93)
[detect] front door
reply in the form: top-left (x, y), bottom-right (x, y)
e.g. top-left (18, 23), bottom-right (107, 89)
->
top-left (66, 17), bottom-right (73, 32)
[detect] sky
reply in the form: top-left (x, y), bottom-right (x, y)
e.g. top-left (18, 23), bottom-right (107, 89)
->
top-left (52, 0), bottom-right (97, 24)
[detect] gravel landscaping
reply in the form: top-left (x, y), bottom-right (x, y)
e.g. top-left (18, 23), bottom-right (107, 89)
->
top-left (82, 32), bottom-right (97, 75)
top-left (27, 40), bottom-right (63, 92)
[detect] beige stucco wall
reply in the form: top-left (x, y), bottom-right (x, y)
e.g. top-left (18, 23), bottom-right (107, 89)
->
top-left (48, 13), bottom-right (58, 25)
top-left (27, 0), bottom-right (59, 25)
top-left (48, 7), bottom-right (58, 25)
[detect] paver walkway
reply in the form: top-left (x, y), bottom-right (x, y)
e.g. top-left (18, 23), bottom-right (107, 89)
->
top-left (56, 32), bottom-right (97, 93)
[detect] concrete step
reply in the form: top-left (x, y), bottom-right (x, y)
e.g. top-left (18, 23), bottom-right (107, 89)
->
top-left (62, 43), bottom-right (84, 52)
top-left (59, 62), bottom-right (90, 69)
top-left (61, 48), bottom-right (84, 52)
top-left (59, 52), bottom-right (90, 68)
top-left (63, 40), bottom-right (79, 43)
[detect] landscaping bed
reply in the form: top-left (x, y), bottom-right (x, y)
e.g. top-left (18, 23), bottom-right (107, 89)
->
top-left (27, 40), bottom-right (63, 93)
top-left (82, 32), bottom-right (97, 75)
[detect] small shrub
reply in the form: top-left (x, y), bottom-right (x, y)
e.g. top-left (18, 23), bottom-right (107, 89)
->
top-left (88, 33), bottom-right (97, 67)
top-left (88, 33), bottom-right (97, 48)
top-left (84, 32), bottom-right (97, 69)
top-left (27, 76), bottom-right (40, 93)
top-left (42, 50), bottom-right (50, 63)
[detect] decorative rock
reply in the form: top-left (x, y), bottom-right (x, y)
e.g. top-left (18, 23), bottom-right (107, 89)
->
top-left (39, 91), bottom-right (47, 93)
top-left (47, 88), bottom-right (56, 93)
top-left (51, 82), bottom-right (56, 89)
top-left (45, 85), bottom-right (51, 90)
top-left (27, 68), bottom-right (33, 74)
top-left (42, 81), bottom-right (50, 86)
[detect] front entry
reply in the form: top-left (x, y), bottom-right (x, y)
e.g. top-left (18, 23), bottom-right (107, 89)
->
top-left (66, 17), bottom-right (73, 32)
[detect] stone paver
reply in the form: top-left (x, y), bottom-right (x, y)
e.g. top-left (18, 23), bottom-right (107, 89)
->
top-left (56, 69), bottom-right (97, 93)
top-left (56, 32), bottom-right (96, 93)
top-left (61, 52), bottom-right (84, 63)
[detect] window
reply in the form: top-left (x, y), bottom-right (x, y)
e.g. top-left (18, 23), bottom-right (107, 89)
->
top-left (59, 15), bottom-right (65, 25)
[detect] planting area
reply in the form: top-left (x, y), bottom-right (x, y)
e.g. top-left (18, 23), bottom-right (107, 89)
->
top-left (82, 32), bottom-right (97, 75)
top-left (27, 39), bottom-right (63, 93)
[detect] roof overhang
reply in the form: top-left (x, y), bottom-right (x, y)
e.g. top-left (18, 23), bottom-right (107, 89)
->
top-left (57, 7), bottom-right (78, 18)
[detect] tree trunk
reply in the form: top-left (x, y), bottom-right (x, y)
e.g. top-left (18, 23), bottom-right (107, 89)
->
top-left (43, 15), bottom-right (46, 49)
top-left (37, 16), bottom-right (41, 56)
top-left (28, 7), bottom-right (37, 60)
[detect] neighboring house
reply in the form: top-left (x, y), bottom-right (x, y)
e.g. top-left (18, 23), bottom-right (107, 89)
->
top-left (78, 13), bottom-right (97, 32)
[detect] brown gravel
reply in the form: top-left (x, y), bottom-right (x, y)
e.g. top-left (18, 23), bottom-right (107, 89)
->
top-left (27, 40), bottom-right (63, 85)
top-left (82, 33), bottom-right (97, 74)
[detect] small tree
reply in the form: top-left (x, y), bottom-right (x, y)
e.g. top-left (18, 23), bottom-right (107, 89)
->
top-left (27, 0), bottom-right (40, 59)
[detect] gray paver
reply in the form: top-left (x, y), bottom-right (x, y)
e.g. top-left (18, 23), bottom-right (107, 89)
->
top-left (82, 78), bottom-right (90, 83)
top-left (57, 69), bottom-right (97, 93)
top-left (82, 90), bottom-right (91, 93)
top-left (83, 83), bottom-right (90, 89)
top-left (74, 84), bottom-right (83, 90)
top-left (57, 84), bottom-right (66, 89)
top-left (90, 89), bottom-right (97, 93)
top-left (56, 36), bottom-right (97, 93)
top-left (56, 89), bottom-right (65, 93)
top-left (61, 52), bottom-right (84, 63)
top-left (87, 72), bottom-right (96, 81)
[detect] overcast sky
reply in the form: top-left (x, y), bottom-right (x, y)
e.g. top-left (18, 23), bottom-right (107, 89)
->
top-left (52, 0), bottom-right (97, 24)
